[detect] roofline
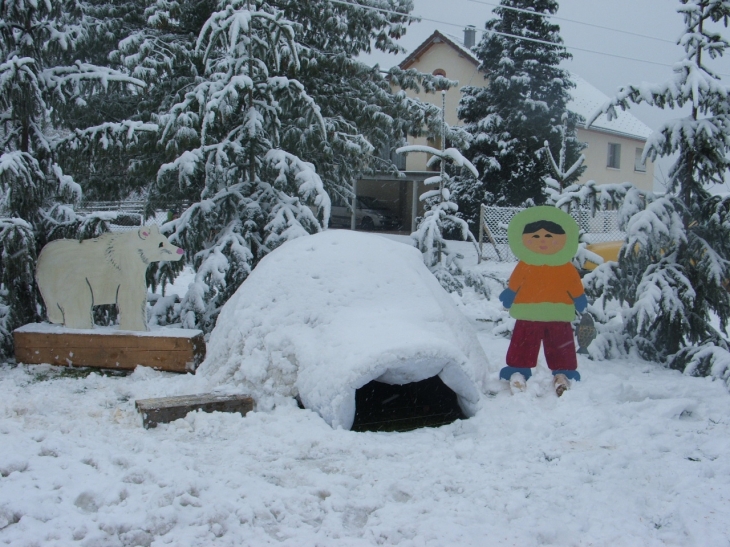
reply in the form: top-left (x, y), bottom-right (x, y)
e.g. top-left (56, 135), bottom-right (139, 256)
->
top-left (397, 31), bottom-right (652, 142)
top-left (577, 125), bottom-right (650, 142)
top-left (399, 30), bottom-right (480, 70)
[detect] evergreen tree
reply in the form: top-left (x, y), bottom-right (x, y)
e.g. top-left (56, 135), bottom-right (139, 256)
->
top-left (125, 0), bottom-right (455, 332)
top-left (274, 0), bottom-right (452, 203)
top-left (397, 143), bottom-right (480, 294)
top-left (53, 0), bottom-right (159, 201)
top-left (144, 0), bottom-right (334, 332)
top-left (0, 0), bottom-right (152, 354)
top-left (119, 0), bottom-right (451, 210)
top-left (397, 91), bottom-right (495, 298)
top-left (584, 0), bottom-right (730, 383)
top-left (455, 0), bottom-right (584, 226)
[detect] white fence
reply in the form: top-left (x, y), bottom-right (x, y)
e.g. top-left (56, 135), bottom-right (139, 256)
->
top-left (76, 201), bottom-right (173, 233)
top-left (478, 205), bottom-right (625, 262)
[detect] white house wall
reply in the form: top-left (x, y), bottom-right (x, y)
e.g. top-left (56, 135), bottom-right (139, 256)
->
top-left (576, 128), bottom-right (654, 191)
top-left (395, 41), bottom-right (482, 172)
top-left (394, 34), bottom-right (656, 189)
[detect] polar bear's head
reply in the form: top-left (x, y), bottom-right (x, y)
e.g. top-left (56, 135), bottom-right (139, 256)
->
top-left (137, 225), bottom-right (184, 264)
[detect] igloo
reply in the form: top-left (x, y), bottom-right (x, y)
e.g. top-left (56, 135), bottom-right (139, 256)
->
top-left (197, 230), bottom-right (491, 430)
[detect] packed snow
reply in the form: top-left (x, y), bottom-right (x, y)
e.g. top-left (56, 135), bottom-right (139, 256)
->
top-left (198, 231), bottom-right (488, 429)
top-left (2, 233), bottom-right (730, 546)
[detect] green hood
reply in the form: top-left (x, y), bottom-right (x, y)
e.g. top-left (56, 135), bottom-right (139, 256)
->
top-left (507, 206), bottom-right (579, 266)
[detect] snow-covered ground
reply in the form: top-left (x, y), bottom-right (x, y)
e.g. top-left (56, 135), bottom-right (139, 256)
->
top-left (2, 233), bottom-right (730, 546)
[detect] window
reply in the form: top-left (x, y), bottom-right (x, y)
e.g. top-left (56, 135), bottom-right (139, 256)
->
top-left (634, 147), bottom-right (647, 172)
top-left (607, 143), bottom-right (621, 169)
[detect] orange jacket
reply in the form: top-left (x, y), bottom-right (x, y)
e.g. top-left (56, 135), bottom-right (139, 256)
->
top-left (508, 262), bottom-right (585, 321)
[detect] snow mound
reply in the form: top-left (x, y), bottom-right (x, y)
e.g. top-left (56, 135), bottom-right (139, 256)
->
top-left (198, 230), bottom-right (491, 429)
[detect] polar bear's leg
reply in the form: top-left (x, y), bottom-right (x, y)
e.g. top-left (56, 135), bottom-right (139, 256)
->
top-left (62, 283), bottom-right (94, 329)
top-left (117, 284), bottom-right (148, 331)
top-left (43, 296), bottom-right (65, 325)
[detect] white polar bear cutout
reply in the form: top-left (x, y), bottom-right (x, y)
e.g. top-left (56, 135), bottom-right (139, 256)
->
top-left (36, 225), bottom-right (184, 331)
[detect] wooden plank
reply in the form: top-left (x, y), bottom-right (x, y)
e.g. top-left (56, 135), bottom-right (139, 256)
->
top-left (135, 394), bottom-right (254, 429)
top-left (13, 326), bottom-right (206, 373)
top-left (13, 328), bottom-right (201, 351)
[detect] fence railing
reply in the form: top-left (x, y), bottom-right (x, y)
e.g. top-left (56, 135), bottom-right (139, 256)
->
top-left (478, 205), bottom-right (626, 262)
top-left (75, 201), bottom-right (179, 232)
top-left (76, 200), bottom-right (148, 213)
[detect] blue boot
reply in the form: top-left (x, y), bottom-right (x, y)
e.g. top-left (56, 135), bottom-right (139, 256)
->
top-left (499, 366), bottom-right (533, 382)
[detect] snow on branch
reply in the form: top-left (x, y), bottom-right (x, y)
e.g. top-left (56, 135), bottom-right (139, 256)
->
top-left (265, 149), bottom-right (331, 226)
top-left (586, 59), bottom-right (730, 129)
top-left (0, 56), bottom-right (38, 89)
top-left (0, 152), bottom-right (45, 214)
top-left (553, 180), bottom-right (637, 215)
top-left (396, 145), bottom-right (479, 177)
top-left (629, 257), bottom-right (695, 334)
top-left (158, 149), bottom-right (204, 190)
top-left (197, 3), bottom-right (299, 72)
top-left (55, 120), bottom-right (159, 151)
top-left (624, 197), bottom-right (686, 255)
top-left (51, 164), bottom-right (81, 205)
top-left (671, 343), bottom-right (730, 388)
top-left (41, 62), bottom-right (146, 102)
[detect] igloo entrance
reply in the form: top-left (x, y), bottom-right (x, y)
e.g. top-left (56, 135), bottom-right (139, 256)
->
top-left (351, 375), bottom-right (466, 432)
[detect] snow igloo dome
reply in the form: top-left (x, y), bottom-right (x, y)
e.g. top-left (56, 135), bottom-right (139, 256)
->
top-left (197, 230), bottom-right (491, 429)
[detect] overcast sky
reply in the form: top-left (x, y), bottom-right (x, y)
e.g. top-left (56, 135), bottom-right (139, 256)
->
top-left (359, 0), bottom-right (730, 189)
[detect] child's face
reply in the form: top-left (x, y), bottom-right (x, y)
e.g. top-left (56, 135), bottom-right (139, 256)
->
top-left (522, 229), bottom-right (567, 255)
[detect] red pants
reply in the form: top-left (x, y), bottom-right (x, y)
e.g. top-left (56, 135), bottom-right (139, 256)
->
top-left (506, 320), bottom-right (577, 371)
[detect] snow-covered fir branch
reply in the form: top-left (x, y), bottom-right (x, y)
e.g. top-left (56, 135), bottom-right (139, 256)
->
top-left (397, 143), bottom-right (485, 294)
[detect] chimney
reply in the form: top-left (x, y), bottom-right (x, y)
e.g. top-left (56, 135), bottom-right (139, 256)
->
top-left (464, 26), bottom-right (476, 49)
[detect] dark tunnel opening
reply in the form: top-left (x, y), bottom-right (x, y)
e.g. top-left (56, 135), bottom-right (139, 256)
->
top-left (351, 375), bottom-right (466, 432)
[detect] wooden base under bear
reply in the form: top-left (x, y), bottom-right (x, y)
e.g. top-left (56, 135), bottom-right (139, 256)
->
top-left (13, 324), bottom-right (205, 373)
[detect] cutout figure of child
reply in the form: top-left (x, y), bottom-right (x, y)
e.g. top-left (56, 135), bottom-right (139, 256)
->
top-left (498, 206), bottom-right (587, 396)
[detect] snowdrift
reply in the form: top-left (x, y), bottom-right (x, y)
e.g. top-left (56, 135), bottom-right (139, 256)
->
top-left (197, 230), bottom-right (491, 429)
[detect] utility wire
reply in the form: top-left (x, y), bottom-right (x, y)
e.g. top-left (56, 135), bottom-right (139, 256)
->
top-left (324, 0), bottom-right (730, 76)
top-left (465, 0), bottom-right (676, 45)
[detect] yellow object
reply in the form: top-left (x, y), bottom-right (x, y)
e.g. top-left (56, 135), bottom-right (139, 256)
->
top-left (583, 241), bottom-right (623, 271)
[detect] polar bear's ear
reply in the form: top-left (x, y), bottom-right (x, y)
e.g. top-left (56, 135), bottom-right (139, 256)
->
top-left (138, 225), bottom-right (160, 239)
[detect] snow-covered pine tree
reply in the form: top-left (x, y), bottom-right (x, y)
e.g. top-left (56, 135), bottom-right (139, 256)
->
top-left (0, 0), bottom-right (153, 354)
top-left (539, 112), bottom-right (585, 195)
top-left (397, 145), bottom-right (481, 293)
top-left (397, 92), bottom-right (483, 295)
top-left (585, 0), bottom-right (730, 383)
top-left (110, 0), bottom-right (217, 207)
top-left (119, 0), bottom-right (452, 210)
top-left (147, 0), bottom-right (332, 332)
top-left (273, 0), bottom-right (456, 204)
top-left (124, 0), bottom-right (458, 331)
top-left (455, 0), bottom-right (584, 227)
top-left (54, 0), bottom-right (164, 201)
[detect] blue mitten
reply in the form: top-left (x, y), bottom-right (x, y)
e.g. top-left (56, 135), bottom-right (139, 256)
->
top-left (499, 288), bottom-right (516, 309)
top-left (573, 294), bottom-right (588, 313)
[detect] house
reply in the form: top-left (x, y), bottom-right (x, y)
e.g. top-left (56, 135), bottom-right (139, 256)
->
top-left (354, 29), bottom-right (654, 231)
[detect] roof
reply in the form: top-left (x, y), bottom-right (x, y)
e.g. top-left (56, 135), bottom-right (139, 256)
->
top-left (568, 74), bottom-right (653, 140)
top-left (399, 30), bottom-right (479, 70)
top-left (397, 31), bottom-right (653, 142)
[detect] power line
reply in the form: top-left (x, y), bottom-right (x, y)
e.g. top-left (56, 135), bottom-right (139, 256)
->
top-left (465, 0), bottom-right (676, 45)
top-left (324, 0), bottom-right (730, 77)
